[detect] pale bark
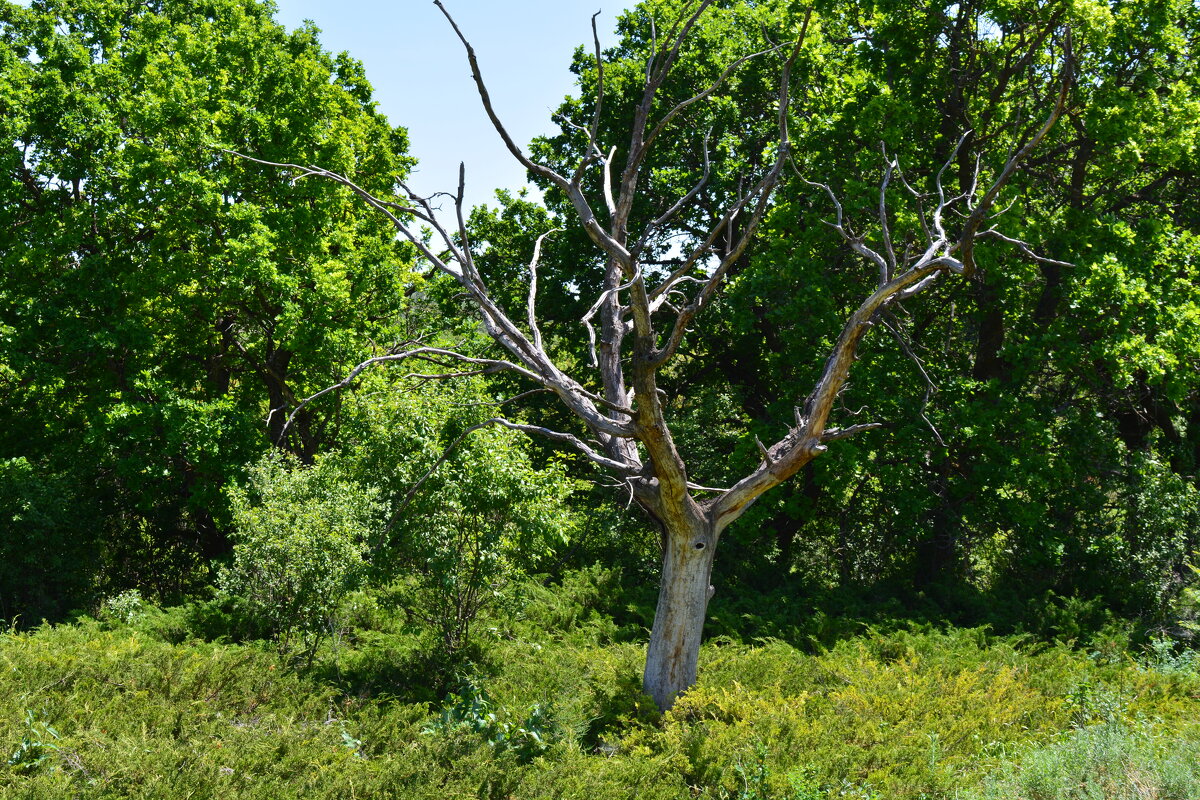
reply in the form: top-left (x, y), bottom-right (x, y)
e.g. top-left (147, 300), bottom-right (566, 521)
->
top-left (643, 517), bottom-right (717, 710)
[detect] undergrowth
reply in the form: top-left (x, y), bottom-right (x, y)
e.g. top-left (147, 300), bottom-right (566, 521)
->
top-left (0, 568), bottom-right (1196, 799)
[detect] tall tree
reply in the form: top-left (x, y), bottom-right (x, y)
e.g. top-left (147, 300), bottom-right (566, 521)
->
top-left (521, 0), bottom-right (1200, 621)
top-left (0, 0), bottom-right (414, 617)
top-left (255, 0), bottom-right (1076, 708)
top-left (682, 0), bottom-right (1200, 610)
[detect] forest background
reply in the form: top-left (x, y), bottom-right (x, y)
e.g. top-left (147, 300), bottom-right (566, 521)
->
top-left (1, 0), bottom-right (1199, 797)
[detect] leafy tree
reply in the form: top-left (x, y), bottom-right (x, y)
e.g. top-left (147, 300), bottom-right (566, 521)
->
top-left (0, 0), bottom-right (415, 614)
top-left (695, 0), bottom-right (1200, 610)
top-left (528, 0), bottom-right (1200, 621)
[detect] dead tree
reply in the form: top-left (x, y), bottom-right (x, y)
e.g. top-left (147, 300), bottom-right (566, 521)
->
top-left (232, 0), bottom-right (1072, 710)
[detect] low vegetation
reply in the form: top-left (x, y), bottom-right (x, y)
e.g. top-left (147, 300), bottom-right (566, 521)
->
top-left (3, 568), bottom-right (1198, 799)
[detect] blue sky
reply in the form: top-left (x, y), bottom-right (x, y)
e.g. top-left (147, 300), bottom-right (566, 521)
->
top-left (272, 0), bottom-right (619, 210)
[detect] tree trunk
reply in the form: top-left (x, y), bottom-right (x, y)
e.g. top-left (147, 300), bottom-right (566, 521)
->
top-left (643, 517), bottom-right (716, 710)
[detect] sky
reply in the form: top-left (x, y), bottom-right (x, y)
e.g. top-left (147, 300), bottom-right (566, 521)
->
top-left (271, 0), bottom-right (620, 210)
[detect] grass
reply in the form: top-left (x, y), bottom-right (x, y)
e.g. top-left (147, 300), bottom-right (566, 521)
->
top-left (1, 569), bottom-right (1198, 799)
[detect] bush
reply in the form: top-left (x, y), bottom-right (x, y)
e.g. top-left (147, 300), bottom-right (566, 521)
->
top-left (3, 609), bottom-right (1199, 800)
top-left (424, 676), bottom-right (561, 763)
top-left (972, 720), bottom-right (1200, 800)
top-left (218, 453), bottom-right (383, 662)
top-left (98, 590), bottom-right (148, 626)
top-left (336, 377), bottom-right (585, 661)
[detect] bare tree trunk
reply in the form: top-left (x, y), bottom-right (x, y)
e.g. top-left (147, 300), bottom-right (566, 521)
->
top-left (643, 517), bottom-right (716, 710)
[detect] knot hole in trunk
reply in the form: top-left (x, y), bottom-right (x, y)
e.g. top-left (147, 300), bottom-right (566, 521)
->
top-left (693, 541), bottom-right (706, 550)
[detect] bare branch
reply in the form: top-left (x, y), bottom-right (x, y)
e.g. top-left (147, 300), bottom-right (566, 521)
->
top-left (687, 482), bottom-right (729, 494)
top-left (434, 0), bottom-right (631, 265)
top-left (611, 1), bottom-right (715, 235)
top-left (754, 435), bottom-right (775, 465)
top-left (933, 131), bottom-right (973, 243)
top-left (223, 149), bottom-right (463, 278)
top-left (645, 10), bottom-right (658, 83)
top-left (804, 178), bottom-right (890, 281)
top-left (651, 159), bottom-right (785, 367)
top-left (880, 315), bottom-right (936, 396)
top-left (821, 423), bottom-right (885, 442)
top-left (481, 388), bottom-right (553, 408)
top-left (879, 314), bottom-right (945, 446)
top-left (649, 19), bottom-right (811, 369)
top-left (390, 410), bottom-right (643, 526)
top-left (635, 129), bottom-right (713, 256)
top-left (648, 1), bottom-right (714, 89)
top-left (225, 147), bottom-right (641, 442)
top-left (277, 347), bottom-right (540, 441)
top-left (433, 0), bottom-right (570, 191)
top-left (490, 417), bottom-right (641, 473)
top-left (977, 228), bottom-right (1074, 268)
top-left (582, 272), bottom-right (639, 368)
top-left (893, 157), bottom-right (933, 242)
top-left (642, 42), bottom-right (786, 154)
top-left (709, 223), bottom-right (966, 528)
top-left (602, 145), bottom-right (618, 218)
top-left (960, 28), bottom-right (1073, 278)
top-left (454, 162), bottom-right (479, 281)
top-left (586, 12), bottom-right (607, 163)
top-left (526, 227), bottom-right (563, 352)
top-left (878, 145), bottom-right (898, 284)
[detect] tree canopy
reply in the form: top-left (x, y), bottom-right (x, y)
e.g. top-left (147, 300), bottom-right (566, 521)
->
top-left (0, 0), bottom-right (414, 617)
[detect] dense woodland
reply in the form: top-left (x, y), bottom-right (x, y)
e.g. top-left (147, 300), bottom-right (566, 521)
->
top-left (2, 0), bottom-right (1200, 797)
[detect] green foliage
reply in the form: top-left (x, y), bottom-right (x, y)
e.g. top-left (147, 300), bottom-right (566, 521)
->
top-left (513, 564), bottom-right (643, 645)
top-left (1141, 635), bottom-right (1199, 676)
top-left (333, 375), bottom-right (586, 661)
top-left (971, 721), bottom-right (1200, 800)
top-left (0, 457), bottom-right (93, 623)
top-left (727, 749), bottom-right (830, 800)
top-left (519, 0), bottom-right (1200, 631)
top-left (5, 710), bottom-right (59, 775)
top-left (1176, 559), bottom-right (1200, 639)
top-left (218, 453), bottom-right (382, 662)
top-left (425, 677), bottom-right (560, 763)
top-left (397, 431), bottom-right (581, 657)
top-left (0, 0), bottom-right (415, 617)
top-left (0, 5), bottom-right (1198, 797)
top-left (1, 593), bottom-right (1198, 800)
top-left (98, 589), bottom-right (148, 627)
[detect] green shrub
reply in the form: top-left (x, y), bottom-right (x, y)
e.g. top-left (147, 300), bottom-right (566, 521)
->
top-left (425, 676), bottom-right (561, 763)
top-left (509, 565), bottom-right (640, 646)
top-left (5, 710), bottom-right (60, 775)
top-left (98, 589), bottom-right (148, 626)
top-left (404, 452), bottom-right (582, 656)
top-left (972, 720), bottom-right (1200, 800)
top-left (303, 376), bottom-right (587, 663)
top-left (612, 629), bottom-right (1083, 799)
top-left (4, 598), bottom-right (1199, 800)
top-left (219, 453), bottom-right (383, 662)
